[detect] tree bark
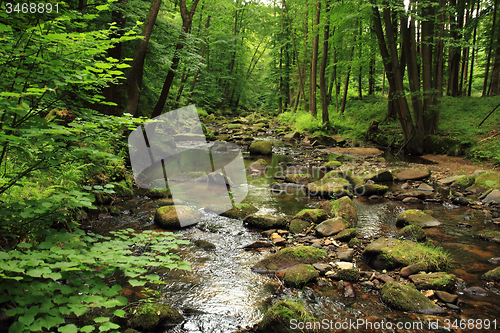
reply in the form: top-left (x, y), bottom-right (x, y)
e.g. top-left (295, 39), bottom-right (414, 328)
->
top-left (468, 0), bottom-right (481, 96)
top-left (483, 0), bottom-right (498, 96)
top-left (310, 0), bottom-right (320, 117)
top-left (319, 0), bottom-right (330, 125)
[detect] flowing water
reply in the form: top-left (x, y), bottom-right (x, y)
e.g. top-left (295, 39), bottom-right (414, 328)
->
top-left (91, 147), bottom-right (500, 332)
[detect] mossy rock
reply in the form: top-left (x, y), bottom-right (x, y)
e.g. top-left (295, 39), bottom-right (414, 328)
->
top-left (155, 198), bottom-right (175, 207)
top-left (246, 159), bottom-right (268, 173)
top-left (220, 203), bottom-right (258, 219)
top-left (243, 214), bottom-right (287, 230)
top-left (334, 268), bottom-right (360, 282)
top-left (192, 239), bottom-right (216, 250)
top-left (154, 205), bottom-right (201, 229)
top-left (285, 173), bottom-right (313, 184)
top-left (466, 171), bottom-right (500, 192)
top-left (398, 225), bottom-right (426, 242)
top-left (474, 229), bottom-right (500, 244)
top-left (408, 272), bottom-right (457, 291)
top-left (94, 192), bottom-right (112, 205)
top-left (396, 209), bottom-right (442, 228)
top-left (306, 177), bottom-right (351, 198)
top-left (357, 169), bottom-right (394, 182)
top-left (293, 209), bottom-right (329, 224)
top-left (482, 266), bottom-right (500, 282)
top-left (363, 238), bottom-right (450, 270)
top-left (331, 196), bottom-right (357, 225)
top-left (333, 228), bottom-right (357, 241)
top-left (324, 170), bottom-right (364, 187)
top-left (112, 181), bottom-right (134, 197)
top-left (315, 218), bottom-right (350, 237)
top-left (252, 246), bottom-right (327, 273)
top-left (128, 303), bottom-right (183, 331)
top-left (348, 238), bottom-right (362, 248)
top-left (454, 175), bottom-right (475, 187)
top-left (324, 160), bottom-right (342, 168)
top-left (257, 300), bottom-right (315, 333)
top-left (284, 264), bottom-right (319, 287)
top-left (147, 188), bottom-right (172, 199)
top-left (227, 123), bottom-right (241, 129)
top-left (353, 184), bottom-right (389, 196)
top-left (249, 140), bottom-right (273, 155)
top-left (380, 281), bottom-right (446, 314)
top-left (109, 206), bottom-right (121, 216)
top-left (289, 219), bottom-right (311, 234)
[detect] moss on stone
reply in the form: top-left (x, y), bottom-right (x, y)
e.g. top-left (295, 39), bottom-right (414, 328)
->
top-left (243, 214), bottom-right (287, 229)
top-left (348, 238), bottom-right (362, 248)
top-left (454, 175), bottom-right (475, 187)
top-left (324, 170), bottom-right (364, 187)
top-left (257, 300), bottom-right (315, 333)
top-left (249, 140), bottom-right (273, 155)
top-left (252, 246), bottom-right (327, 272)
top-left (467, 171), bottom-right (500, 192)
top-left (334, 228), bottom-right (357, 241)
top-left (474, 229), bottom-right (500, 244)
top-left (324, 160), bottom-right (342, 168)
top-left (398, 225), bottom-right (426, 242)
top-left (220, 203), bottom-right (258, 219)
top-left (293, 209), bottom-right (329, 223)
top-left (147, 188), bottom-right (172, 199)
top-left (306, 177), bottom-right (350, 198)
top-left (154, 205), bottom-right (201, 229)
top-left (482, 266), bottom-right (500, 282)
top-left (112, 180), bottom-right (134, 197)
top-left (380, 281), bottom-right (445, 314)
top-left (289, 219), bottom-right (310, 234)
top-left (285, 173), bottom-right (313, 184)
top-left (409, 272), bottom-right (456, 291)
top-left (128, 303), bottom-right (183, 331)
top-left (284, 264), bottom-right (319, 287)
top-left (331, 196), bottom-right (357, 224)
top-left (335, 268), bottom-right (360, 282)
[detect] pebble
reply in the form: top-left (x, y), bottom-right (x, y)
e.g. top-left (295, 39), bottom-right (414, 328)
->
top-left (335, 262), bottom-right (354, 270)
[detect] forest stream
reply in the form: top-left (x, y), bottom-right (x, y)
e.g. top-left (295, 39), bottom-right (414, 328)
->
top-left (86, 136), bottom-right (500, 333)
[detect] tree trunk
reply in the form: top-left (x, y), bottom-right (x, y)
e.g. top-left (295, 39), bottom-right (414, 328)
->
top-left (126, 0), bottom-right (162, 117)
top-left (152, 0), bottom-right (200, 118)
top-left (310, 0), bottom-right (320, 117)
top-left (369, 57), bottom-right (375, 95)
top-left (468, 0), bottom-right (480, 96)
top-left (483, 0), bottom-right (498, 96)
top-left (189, 15), bottom-right (211, 101)
top-left (339, 22), bottom-right (357, 114)
top-left (319, 0), bottom-right (330, 125)
top-left (490, 33), bottom-right (500, 95)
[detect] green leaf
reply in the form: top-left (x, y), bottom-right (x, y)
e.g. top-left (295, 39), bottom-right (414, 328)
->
top-left (96, 4), bottom-right (109, 11)
top-left (26, 267), bottom-right (52, 277)
top-left (98, 321), bottom-right (120, 332)
top-left (17, 243), bottom-right (32, 249)
top-left (80, 325), bottom-right (96, 333)
top-left (112, 309), bottom-right (125, 318)
top-left (43, 272), bottom-right (62, 281)
top-left (93, 317), bottom-right (109, 324)
top-left (128, 279), bottom-right (146, 287)
top-left (58, 324), bottom-right (79, 333)
top-left (8, 321), bottom-right (25, 333)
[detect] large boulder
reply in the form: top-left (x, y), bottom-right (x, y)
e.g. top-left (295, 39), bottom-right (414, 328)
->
top-left (331, 196), bottom-right (357, 225)
top-left (289, 219), bottom-right (310, 234)
top-left (482, 266), bottom-right (500, 282)
top-left (315, 218), bottom-right (350, 237)
top-left (220, 203), bottom-right (258, 219)
top-left (467, 171), bottom-right (500, 192)
top-left (354, 184), bottom-right (389, 196)
top-left (393, 168), bottom-right (431, 181)
top-left (306, 177), bottom-right (351, 198)
top-left (252, 246), bottom-right (327, 273)
top-left (408, 272), bottom-right (457, 291)
top-left (357, 169), bottom-right (394, 182)
top-left (284, 264), bottom-right (319, 287)
top-left (396, 209), bottom-right (442, 228)
top-left (154, 205), bottom-right (201, 229)
top-left (474, 229), bottom-right (500, 244)
top-left (483, 189), bottom-right (500, 204)
top-left (293, 209), bottom-right (329, 224)
top-left (249, 140), bottom-right (272, 155)
top-left (380, 281), bottom-right (446, 315)
top-left (128, 303), bottom-right (183, 331)
top-left (243, 214), bottom-right (287, 230)
top-left (256, 300), bottom-right (315, 333)
top-left (324, 170), bottom-right (364, 187)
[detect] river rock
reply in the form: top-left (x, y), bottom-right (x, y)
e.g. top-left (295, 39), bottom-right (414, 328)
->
top-left (483, 190), bottom-right (500, 204)
top-left (285, 173), bottom-right (313, 184)
top-left (324, 160), bottom-right (342, 168)
top-left (337, 248), bottom-right (355, 261)
top-left (437, 175), bottom-right (463, 185)
top-left (306, 177), bottom-right (351, 198)
top-left (488, 257), bottom-right (500, 265)
top-left (243, 241), bottom-right (273, 250)
top-left (243, 214), bottom-right (287, 230)
top-left (334, 228), bottom-right (357, 241)
top-left (395, 191), bottom-right (427, 200)
top-left (398, 225), bottom-right (426, 242)
top-left (467, 171), bottom-right (500, 192)
top-left (409, 272), bottom-right (457, 291)
top-left (310, 133), bottom-right (337, 146)
top-left (435, 291), bottom-right (458, 304)
top-left (251, 246), bottom-right (327, 273)
top-left (482, 266), bottom-right (500, 282)
top-left (400, 263), bottom-right (430, 278)
top-left (257, 300), bottom-right (315, 332)
top-left (380, 281), bottom-right (446, 315)
top-left (358, 169), bottom-right (394, 182)
top-left (154, 205), bottom-right (201, 229)
top-left (315, 218), bottom-right (350, 237)
top-left (454, 175), bottom-right (476, 187)
top-left (270, 183), bottom-right (306, 194)
top-left (245, 158), bottom-right (267, 175)
top-left (464, 286), bottom-right (488, 296)
top-left (284, 264), bottom-right (319, 287)
top-left (473, 229), bottom-right (500, 243)
top-left (332, 268), bottom-right (360, 282)
top-left (192, 239), bottom-right (216, 250)
top-left (417, 183), bottom-right (434, 191)
top-left (249, 140), bottom-right (272, 155)
top-left (331, 196), bottom-right (357, 225)
top-left (396, 209), bottom-right (442, 228)
top-left (146, 188), bottom-right (172, 199)
top-left (312, 263), bottom-right (331, 274)
top-left (289, 219), bottom-right (310, 234)
top-left (128, 303), bottom-right (183, 331)
top-left (220, 203), bottom-right (258, 219)
top-left (354, 184), bottom-right (389, 196)
top-left (393, 168), bottom-right (431, 181)
top-left (283, 131), bottom-right (301, 142)
top-left (324, 170), bottom-right (364, 187)
top-left (293, 208), bottom-right (329, 224)
top-left (402, 197), bottom-right (423, 205)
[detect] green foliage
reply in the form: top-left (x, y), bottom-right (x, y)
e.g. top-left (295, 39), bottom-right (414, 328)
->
top-left (0, 228), bottom-right (191, 333)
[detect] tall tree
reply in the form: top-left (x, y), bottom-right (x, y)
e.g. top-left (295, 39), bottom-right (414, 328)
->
top-left (319, 0), bottom-right (331, 124)
top-left (310, 0), bottom-right (321, 117)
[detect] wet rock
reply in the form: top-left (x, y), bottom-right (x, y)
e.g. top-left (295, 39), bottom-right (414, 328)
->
top-left (283, 131), bottom-right (301, 142)
top-left (435, 291), bottom-right (458, 304)
top-left (154, 205), bottom-right (201, 229)
top-left (369, 195), bottom-right (382, 200)
top-left (464, 286), bottom-right (488, 296)
top-left (343, 282), bottom-right (356, 298)
top-left (310, 133), bottom-right (337, 146)
top-left (402, 197), bottom-right (423, 205)
top-left (252, 246), bottom-right (327, 273)
top-left (395, 191), bottom-right (427, 201)
top-left (437, 175), bottom-right (463, 185)
top-left (396, 209), bottom-right (442, 228)
top-left (334, 228), bottom-right (357, 241)
top-left (324, 170), bottom-right (364, 187)
top-left (272, 237), bottom-right (287, 246)
top-left (245, 158), bottom-right (267, 174)
top-left (357, 169), bottom-right (394, 182)
top-left (146, 188), bottom-right (172, 199)
top-left (335, 262), bottom-right (354, 270)
top-left (467, 171), bottom-right (500, 192)
top-left (128, 303), bottom-right (183, 331)
top-left (256, 300), bottom-right (315, 332)
top-left (409, 272), bottom-right (457, 291)
top-left (446, 303), bottom-right (460, 311)
top-left (380, 281), bottom-right (446, 314)
top-left (337, 248), bottom-right (355, 261)
top-left (192, 239), bottom-right (216, 250)
top-left (270, 183), bottom-right (306, 194)
top-left (285, 173), bottom-right (313, 184)
top-left (293, 209), bottom-right (329, 224)
top-left (249, 140), bottom-right (272, 155)
top-left (452, 196), bottom-right (469, 206)
top-left (312, 263), bottom-right (331, 274)
top-left (456, 222), bottom-right (472, 228)
top-left (488, 257), bottom-right (500, 265)
top-left (243, 241), bottom-right (273, 250)
top-left (400, 263), bottom-right (430, 278)
top-left (324, 160), bottom-right (342, 168)
top-left (393, 168), bottom-right (431, 181)
top-left (454, 175), bottom-right (475, 187)
top-left (331, 196), bottom-right (357, 225)
top-left (315, 218), bottom-right (350, 237)
top-left (473, 229), bottom-right (500, 243)
top-left (401, 183), bottom-right (410, 190)
top-left (306, 177), bottom-right (351, 198)
top-left (482, 266), bottom-right (500, 282)
top-left (483, 190), bottom-right (500, 204)
top-left (398, 225), bottom-right (426, 242)
top-left (348, 238), bottom-right (362, 248)
top-left (289, 219), bottom-right (310, 234)
top-left (220, 203), bottom-right (258, 219)
top-left (155, 198), bottom-right (175, 207)
top-left (284, 264), bottom-right (319, 287)
top-left (243, 215), bottom-right (287, 230)
top-left (417, 183), bottom-right (434, 192)
top-left (354, 184), bottom-right (389, 197)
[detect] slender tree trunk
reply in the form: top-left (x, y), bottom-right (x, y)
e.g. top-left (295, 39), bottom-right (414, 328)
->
top-left (303, 2), bottom-right (309, 111)
top-left (468, 0), bottom-right (480, 96)
top-left (126, 0), bottom-right (162, 117)
top-left (490, 33), bottom-right (500, 95)
top-left (189, 15), bottom-right (210, 101)
top-left (152, 0), bottom-right (200, 118)
top-left (310, 0), bottom-right (320, 117)
top-left (369, 57), bottom-right (375, 95)
top-left (319, 0), bottom-right (330, 125)
top-left (279, 2), bottom-right (284, 113)
top-left (447, 0), bottom-right (464, 97)
top-left (483, 0), bottom-right (498, 96)
top-left (339, 22), bottom-right (357, 114)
